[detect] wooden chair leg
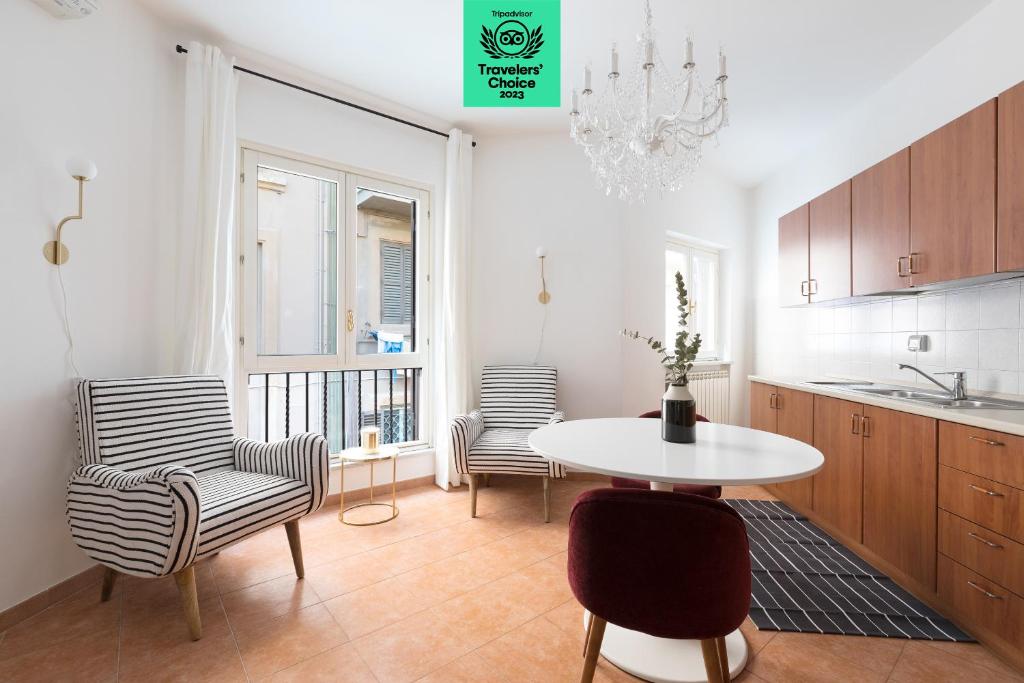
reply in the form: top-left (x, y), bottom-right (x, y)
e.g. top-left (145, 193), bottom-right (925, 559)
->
top-left (700, 639), bottom-right (726, 683)
top-left (580, 615), bottom-right (606, 683)
top-left (469, 474), bottom-right (479, 518)
top-left (542, 475), bottom-right (551, 523)
top-left (715, 636), bottom-right (730, 681)
top-left (284, 520), bottom-right (304, 579)
top-left (100, 567), bottom-right (117, 602)
top-left (483, 473), bottom-right (491, 488)
top-left (173, 566), bottom-right (202, 641)
top-left (583, 611), bottom-right (594, 658)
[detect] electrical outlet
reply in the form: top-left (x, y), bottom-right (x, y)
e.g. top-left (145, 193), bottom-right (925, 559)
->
top-left (907, 334), bottom-right (928, 352)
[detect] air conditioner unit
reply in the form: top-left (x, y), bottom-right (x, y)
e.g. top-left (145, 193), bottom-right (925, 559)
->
top-left (31, 0), bottom-right (100, 19)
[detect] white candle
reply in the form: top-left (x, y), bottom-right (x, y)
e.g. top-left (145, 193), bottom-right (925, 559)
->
top-left (584, 64), bottom-right (592, 91)
top-left (611, 44), bottom-right (619, 73)
top-left (645, 39), bottom-right (653, 64)
top-left (572, 88), bottom-right (578, 111)
top-left (719, 51), bottom-right (727, 78)
top-left (685, 37), bottom-right (694, 65)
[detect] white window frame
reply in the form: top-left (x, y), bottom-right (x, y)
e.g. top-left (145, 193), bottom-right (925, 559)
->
top-left (665, 236), bottom-right (722, 362)
top-left (235, 142), bottom-right (433, 450)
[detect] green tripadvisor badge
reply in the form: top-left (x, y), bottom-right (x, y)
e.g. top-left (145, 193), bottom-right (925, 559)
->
top-left (464, 0), bottom-right (560, 107)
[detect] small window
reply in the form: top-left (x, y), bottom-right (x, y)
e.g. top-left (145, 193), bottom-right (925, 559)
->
top-left (380, 240), bottom-right (413, 325)
top-left (666, 239), bottom-right (721, 361)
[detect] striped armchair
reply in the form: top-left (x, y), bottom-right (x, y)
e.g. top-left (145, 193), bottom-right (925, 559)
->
top-left (67, 375), bottom-right (328, 640)
top-left (450, 365), bottom-right (566, 522)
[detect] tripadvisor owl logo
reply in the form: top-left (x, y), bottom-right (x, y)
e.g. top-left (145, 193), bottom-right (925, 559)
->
top-left (480, 20), bottom-right (544, 59)
top-left (464, 0), bottom-right (560, 108)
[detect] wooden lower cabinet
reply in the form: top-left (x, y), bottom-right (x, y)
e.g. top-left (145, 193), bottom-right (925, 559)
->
top-left (862, 406), bottom-right (938, 590)
top-left (773, 388), bottom-right (814, 508)
top-left (812, 395), bottom-right (864, 542)
top-left (750, 382), bottom-right (777, 434)
top-left (938, 555), bottom-right (1024, 658)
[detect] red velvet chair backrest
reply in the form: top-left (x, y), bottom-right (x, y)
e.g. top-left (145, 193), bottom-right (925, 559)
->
top-left (638, 409), bottom-right (710, 422)
top-left (567, 488), bottom-right (750, 640)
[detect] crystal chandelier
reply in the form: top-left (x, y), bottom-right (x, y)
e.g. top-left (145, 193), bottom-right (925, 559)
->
top-left (569, 0), bottom-right (729, 202)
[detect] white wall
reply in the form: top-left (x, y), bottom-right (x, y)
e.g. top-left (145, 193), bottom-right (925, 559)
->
top-left (0, 0), bottom-right (182, 612)
top-left (752, 0), bottom-right (1024, 391)
top-left (471, 133), bottom-right (754, 423)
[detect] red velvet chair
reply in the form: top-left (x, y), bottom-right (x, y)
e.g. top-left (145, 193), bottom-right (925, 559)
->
top-left (610, 411), bottom-right (721, 499)
top-left (568, 488), bottom-right (751, 683)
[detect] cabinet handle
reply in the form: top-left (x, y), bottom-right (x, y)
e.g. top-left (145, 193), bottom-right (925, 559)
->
top-left (861, 415), bottom-right (871, 437)
top-left (774, 393), bottom-right (782, 410)
top-left (968, 435), bottom-right (1005, 447)
top-left (800, 281), bottom-right (809, 296)
top-left (967, 580), bottom-right (1005, 600)
top-left (768, 393), bottom-right (775, 409)
top-left (808, 279), bottom-right (819, 295)
top-left (850, 413), bottom-right (861, 435)
top-left (968, 484), bottom-right (1004, 498)
top-left (896, 256), bottom-right (909, 278)
top-left (967, 532), bottom-right (1004, 550)
top-left (908, 252), bottom-right (921, 275)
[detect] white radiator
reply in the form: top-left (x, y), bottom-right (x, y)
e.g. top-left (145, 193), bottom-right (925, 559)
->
top-left (689, 369), bottom-right (731, 424)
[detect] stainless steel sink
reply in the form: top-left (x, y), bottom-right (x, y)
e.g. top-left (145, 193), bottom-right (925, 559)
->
top-left (801, 382), bottom-right (1024, 410)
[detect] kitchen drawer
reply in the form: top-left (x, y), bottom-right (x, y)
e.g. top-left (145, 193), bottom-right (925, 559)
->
top-left (938, 466), bottom-right (1024, 544)
top-left (938, 555), bottom-right (1024, 651)
top-left (939, 510), bottom-right (1024, 597)
top-left (939, 422), bottom-right (1024, 489)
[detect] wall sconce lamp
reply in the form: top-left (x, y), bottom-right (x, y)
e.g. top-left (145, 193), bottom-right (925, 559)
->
top-left (536, 246), bottom-right (551, 304)
top-left (43, 157), bottom-right (98, 265)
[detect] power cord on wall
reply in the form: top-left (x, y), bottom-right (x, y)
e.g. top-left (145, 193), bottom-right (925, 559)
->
top-left (533, 301), bottom-right (547, 365)
top-left (57, 264), bottom-right (82, 378)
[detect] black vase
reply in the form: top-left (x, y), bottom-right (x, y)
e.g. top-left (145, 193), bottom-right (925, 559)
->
top-left (662, 383), bottom-right (697, 444)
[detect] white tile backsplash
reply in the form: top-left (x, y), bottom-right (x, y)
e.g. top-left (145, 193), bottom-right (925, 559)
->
top-left (979, 328), bottom-right (1019, 371)
top-left (946, 289), bottom-right (981, 330)
top-left (774, 280), bottom-right (1024, 398)
top-left (980, 282), bottom-right (1020, 330)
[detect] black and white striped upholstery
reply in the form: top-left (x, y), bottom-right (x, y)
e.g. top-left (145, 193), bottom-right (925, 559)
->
top-left (67, 375), bottom-right (328, 578)
top-left (451, 365), bottom-right (566, 478)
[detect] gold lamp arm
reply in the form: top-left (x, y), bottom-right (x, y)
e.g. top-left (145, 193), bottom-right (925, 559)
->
top-left (44, 176), bottom-right (85, 265)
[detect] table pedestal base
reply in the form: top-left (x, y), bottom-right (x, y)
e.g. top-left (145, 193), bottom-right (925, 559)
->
top-left (584, 613), bottom-right (748, 683)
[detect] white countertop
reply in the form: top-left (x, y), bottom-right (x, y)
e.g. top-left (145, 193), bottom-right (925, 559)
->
top-left (529, 418), bottom-right (823, 486)
top-left (750, 374), bottom-right (1024, 437)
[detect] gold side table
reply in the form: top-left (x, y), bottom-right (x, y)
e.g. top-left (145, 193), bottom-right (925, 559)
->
top-left (338, 445), bottom-right (400, 526)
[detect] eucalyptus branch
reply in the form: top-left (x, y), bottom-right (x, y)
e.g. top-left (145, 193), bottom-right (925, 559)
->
top-left (621, 271), bottom-right (702, 385)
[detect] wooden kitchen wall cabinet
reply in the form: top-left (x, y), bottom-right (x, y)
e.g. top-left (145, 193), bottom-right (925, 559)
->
top-left (861, 406), bottom-right (938, 591)
top-left (812, 394), bottom-right (863, 541)
top-left (998, 80), bottom-right (1024, 271)
top-left (910, 99), bottom-right (997, 285)
top-left (852, 149), bottom-right (910, 295)
top-left (808, 181), bottom-right (852, 302)
top-left (778, 204), bottom-right (810, 306)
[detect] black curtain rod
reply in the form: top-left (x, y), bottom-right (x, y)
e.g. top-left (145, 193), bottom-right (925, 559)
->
top-left (174, 44), bottom-right (475, 147)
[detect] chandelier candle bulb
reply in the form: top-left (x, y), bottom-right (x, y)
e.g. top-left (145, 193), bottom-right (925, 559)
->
top-left (645, 39), bottom-right (653, 65)
top-left (572, 88), bottom-right (578, 111)
top-left (719, 52), bottom-right (727, 78)
top-left (611, 44), bottom-right (619, 75)
top-left (584, 64), bottom-right (592, 93)
top-left (685, 37), bottom-right (694, 66)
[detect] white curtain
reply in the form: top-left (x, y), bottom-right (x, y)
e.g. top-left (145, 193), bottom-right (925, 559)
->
top-left (432, 129), bottom-right (474, 489)
top-left (173, 42), bottom-right (238, 383)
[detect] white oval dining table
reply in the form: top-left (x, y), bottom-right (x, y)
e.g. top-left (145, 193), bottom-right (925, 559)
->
top-left (529, 418), bottom-right (824, 683)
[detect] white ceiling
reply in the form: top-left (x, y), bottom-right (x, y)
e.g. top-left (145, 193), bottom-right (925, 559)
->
top-left (139, 0), bottom-right (991, 186)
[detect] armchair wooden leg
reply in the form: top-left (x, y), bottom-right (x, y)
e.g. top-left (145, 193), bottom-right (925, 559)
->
top-left (173, 566), bottom-right (202, 641)
top-left (100, 567), bottom-right (117, 602)
top-left (700, 638), bottom-right (726, 683)
top-left (284, 520), bottom-right (304, 579)
top-left (715, 636), bottom-right (730, 681)
top-left (469, 474), bottom-right (479, 518)
top-left (580, 614), bottom-right (606, 683)
top-left (483, 473), bottom-right (491, 488)
top-left (543, 475), bottom-right (551, 523)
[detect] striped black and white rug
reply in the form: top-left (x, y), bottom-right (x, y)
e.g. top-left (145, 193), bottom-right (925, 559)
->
top-left (727, 499), bottom-right (973, 641)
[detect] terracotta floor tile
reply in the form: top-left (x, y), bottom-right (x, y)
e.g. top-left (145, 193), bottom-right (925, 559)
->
top-left (509, 556), bottom-right (574, 614)
top-left (354, 609), bottom-right (473, 683)
top-left (234, 603), bottom-right (349, 679)
top-left (889, 641), bottom-right (1024, 683)
top-left (542, 598), bottom-right (587, 642)
top-left (0, 585), bottom-right (120, 661)
top-left (324, 575), bottom-right (428, 639)
top-left (432, 578), bottom-right (539, 650)
top-left (916, 640), bottom-right (1024, 680)
top-left (415, 650), bottom-right (510, 683)
top-left (304, 552), bottom-right (393, 601)
top-left (748, 631), bottom-right (892, 682)
top-left (0, 626), bottom-right (118, 683)
top-left (739, 617), bottom-right (776, 655)
top-left (118, 630), bottom-right (246, 683)
top-left (220, 573), bottom-right (321, 629)
top-left (267, 642), bottom-right (377, 682)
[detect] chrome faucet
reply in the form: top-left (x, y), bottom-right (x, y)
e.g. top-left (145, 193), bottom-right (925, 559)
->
top-left (897, 364), bottom-right (967, 399)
